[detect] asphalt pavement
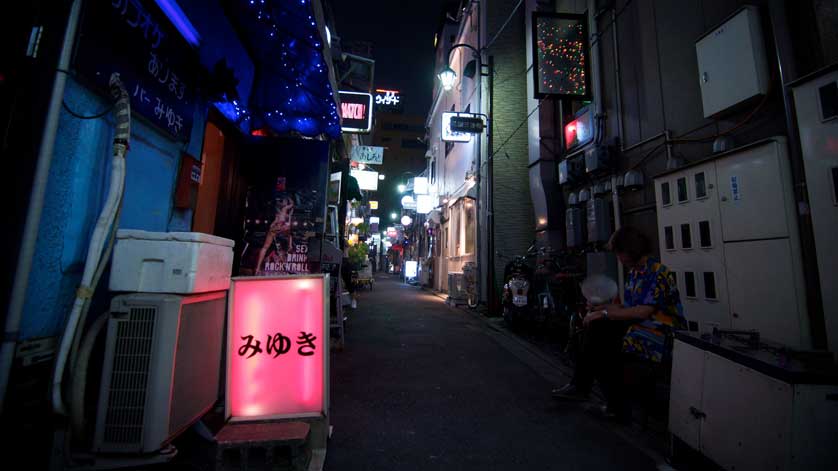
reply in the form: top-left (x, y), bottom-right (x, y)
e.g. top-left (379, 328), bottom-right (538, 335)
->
top-left (324, 274), bottom-right (659, 471)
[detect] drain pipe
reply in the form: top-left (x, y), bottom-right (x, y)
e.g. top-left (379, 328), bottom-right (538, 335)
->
top-left (1, 0), bottom-right (83, 412)
top-left (52, 73), bottom-right (131, 416)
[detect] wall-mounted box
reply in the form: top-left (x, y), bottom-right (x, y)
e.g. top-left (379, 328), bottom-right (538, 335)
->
top-left (695, 6), bottom-right (769, 118)
top-left (654, 138), bottom-right (809, 348)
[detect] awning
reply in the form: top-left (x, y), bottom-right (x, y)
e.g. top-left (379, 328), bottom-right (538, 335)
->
top-left (224, 0), bottom-right (341, 138)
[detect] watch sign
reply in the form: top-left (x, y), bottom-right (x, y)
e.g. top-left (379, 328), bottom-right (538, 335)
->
top-left (339, 91), bottom-right (373, 133)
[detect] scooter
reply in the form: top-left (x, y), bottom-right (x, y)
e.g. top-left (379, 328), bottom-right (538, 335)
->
top-left (501, 245), bottom-right (536, 329)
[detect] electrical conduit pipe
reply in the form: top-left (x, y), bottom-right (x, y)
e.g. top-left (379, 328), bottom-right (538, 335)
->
top-left (0, 0), bottom-right (83, 412)
top-left (52, 73), bottom-right (131, 415)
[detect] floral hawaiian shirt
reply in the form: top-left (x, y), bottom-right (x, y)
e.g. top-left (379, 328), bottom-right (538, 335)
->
top-left (622, 257), bottom-right (686, 362)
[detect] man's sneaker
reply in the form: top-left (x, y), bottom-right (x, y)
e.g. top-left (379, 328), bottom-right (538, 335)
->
top-left (551, 383), bottom-right (590, 402)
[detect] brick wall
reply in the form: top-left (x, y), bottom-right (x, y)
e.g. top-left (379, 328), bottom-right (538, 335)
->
top-left (487, 0), bottom-right (535, 293)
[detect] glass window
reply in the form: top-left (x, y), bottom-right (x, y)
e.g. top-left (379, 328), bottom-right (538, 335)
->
top-left (695, 172), bottom-right (707, 199)
top-left (685, 272), bottom-right (696, 298)
top-left (664, 226), bottom-right (675, 250)
top-left (661, 182), bottom-right (671, 206)
top-left (681, 223), bottom-right (692, 249)
top-left (671, 271), bottom-right (678, 291)
top-left (699, 220), bottom-right (712, 248)
top-left (464, 199), bottom-right (475, 255)
top-left (704, 272), bottom-right (717, 300)
top-left (677, 177), bottom-right (688, 203)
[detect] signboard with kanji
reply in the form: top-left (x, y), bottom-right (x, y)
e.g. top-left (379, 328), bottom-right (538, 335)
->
top-left (350, 145), bottom-right (384, 165)
top-left (227, 275), bottom-right (329, 421)
top-left (73, 0), bottom-right (197, 140)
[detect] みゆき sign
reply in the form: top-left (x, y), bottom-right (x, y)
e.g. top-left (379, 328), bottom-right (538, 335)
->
top-left (227, 275), bottom-right (329, 420)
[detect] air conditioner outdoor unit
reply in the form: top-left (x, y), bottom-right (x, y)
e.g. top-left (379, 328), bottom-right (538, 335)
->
top-left (93, 291), bottom-right (226, 454)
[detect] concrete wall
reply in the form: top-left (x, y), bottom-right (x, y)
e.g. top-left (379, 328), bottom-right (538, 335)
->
top-left (550, 0), bottom-right (808, 248)
top-left (21, 78), bottom-right (204, 339)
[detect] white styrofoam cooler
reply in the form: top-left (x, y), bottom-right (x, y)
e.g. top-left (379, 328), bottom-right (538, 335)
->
top-left (109, 230), bottom-right (235, 294)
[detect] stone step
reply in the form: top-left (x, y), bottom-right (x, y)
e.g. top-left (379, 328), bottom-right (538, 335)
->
top-left (214, 421), bottom-right (311, 471)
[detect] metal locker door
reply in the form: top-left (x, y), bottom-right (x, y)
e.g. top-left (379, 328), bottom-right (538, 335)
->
top-left (723, 238), bottom-right (804, 348)
top-left (715, 140), bottom-right (791, 242)
top-left (669, 339), bottom-right (706, 451)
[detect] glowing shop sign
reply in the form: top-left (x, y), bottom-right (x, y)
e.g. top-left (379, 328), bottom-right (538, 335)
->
top-left (369, 200), bottom-right (379, 210)
top-left (374, 89), bottom-right (401, 107)
top-left (416, 194), bottom-right (435, 214)
top-left (442, 112), bottom-right (472, 142)
top-left (339, 91), bottom-right (373, 133)
top-left (532, 12), bottom-right (591, 99)
top-left (227, 275), bottom-right (329, 421)
top-left (350, 169), bottom-right (380, 191)
top-left (405, 260), bottom-right (418, 279)
top-left (351, 145), bottom-right (384, 165)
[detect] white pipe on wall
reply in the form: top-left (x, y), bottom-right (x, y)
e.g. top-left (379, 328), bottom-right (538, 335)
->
top-left (1, 0), bottom-right (83, 412)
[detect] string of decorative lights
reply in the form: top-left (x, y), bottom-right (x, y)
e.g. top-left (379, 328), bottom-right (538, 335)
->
top-left (214, 0), bottom-right (340, 137)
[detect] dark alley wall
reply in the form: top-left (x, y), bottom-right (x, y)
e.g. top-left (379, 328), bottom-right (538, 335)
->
top-left (555, 0), bottom-right (833, 250)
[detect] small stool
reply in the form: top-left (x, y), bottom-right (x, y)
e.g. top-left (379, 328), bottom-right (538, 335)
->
top-left (215, 421), bottom-right (311, 471)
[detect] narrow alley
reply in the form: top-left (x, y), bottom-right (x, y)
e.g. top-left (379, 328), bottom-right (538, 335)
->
top-left (325, 275), bottom-right (656, 470)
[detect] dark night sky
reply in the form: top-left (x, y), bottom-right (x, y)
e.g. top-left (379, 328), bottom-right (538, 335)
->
top-left (332, 0), bottom-right (449, 116)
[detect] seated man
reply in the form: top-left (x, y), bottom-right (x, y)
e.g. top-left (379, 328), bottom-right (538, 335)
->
top-left (552, 226), bottom-right (686, 423)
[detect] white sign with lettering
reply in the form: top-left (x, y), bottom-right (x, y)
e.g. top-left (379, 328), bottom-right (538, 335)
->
top-left (351, 145), bottom-right (384, 165)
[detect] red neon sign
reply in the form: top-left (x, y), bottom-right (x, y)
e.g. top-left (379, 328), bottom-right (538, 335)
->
top-left (227, 276), bottom-right (329, 420)
top-left (340, 102), bottom-right (367, 120)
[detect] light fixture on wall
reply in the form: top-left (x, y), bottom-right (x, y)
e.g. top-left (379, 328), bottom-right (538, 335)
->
top-left (437, 43), bottom-right (490, 92)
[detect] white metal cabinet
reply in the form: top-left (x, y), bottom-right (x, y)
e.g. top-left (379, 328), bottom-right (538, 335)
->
top-left (656, 161), bottom-right (730, 334)
top-left (724, 239), bottom-right (806, 348)
top-left (700, 352), bottom-right (793, 471)
top-left (790, 67), bottom-right (838, 355)
top-left (695, 6), bottom-right (770, 118)
top-left (789, 385), bottom-right (838, 469)
top-left (715, 140), bottom-right (792, 241)
top-left (654, 138), bottom-right (810, 348)
top-left (670, 337), bottom-right (838, 471)
top-left (668, 340), bottom-right (706, 450)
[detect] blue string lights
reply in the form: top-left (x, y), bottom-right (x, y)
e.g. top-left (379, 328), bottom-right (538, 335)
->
top-left (217, 0), bottom-right (340, 138)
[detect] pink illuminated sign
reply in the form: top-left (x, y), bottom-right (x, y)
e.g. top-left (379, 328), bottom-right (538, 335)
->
top-left (226, 275), bottom-right (330, 421)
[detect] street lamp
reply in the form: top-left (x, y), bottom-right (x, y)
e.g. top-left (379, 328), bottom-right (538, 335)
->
top-left (438, 66), bottom-right (457, 91)
top-left (437, 43), bottom-right (488, 91)
top-left (397, 184), bottom-right (406, 193)
top-left (390, 212), bottom-right (397, 220)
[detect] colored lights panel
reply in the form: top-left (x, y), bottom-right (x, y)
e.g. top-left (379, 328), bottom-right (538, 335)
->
top-left (227, 275), bottom-right (329, 421)
top-left (532, 12), bottom-right (591, 99)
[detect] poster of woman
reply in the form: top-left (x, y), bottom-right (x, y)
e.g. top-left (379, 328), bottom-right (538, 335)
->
top-left (238, 138), bottom-right (329, 276)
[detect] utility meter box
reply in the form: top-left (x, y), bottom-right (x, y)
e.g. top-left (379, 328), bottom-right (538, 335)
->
top-left (566, 207), bottom-right (585, 248)
top-left (695, 6), bottom-right (769, 118)
top-left (586, 198), bottom-right (612, 243)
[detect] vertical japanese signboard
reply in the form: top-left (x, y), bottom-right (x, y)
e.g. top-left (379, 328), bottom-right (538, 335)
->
top-left (73, 0), bottom-right (197, 140)
top-left (227, 275), bottom-right (329, 420)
